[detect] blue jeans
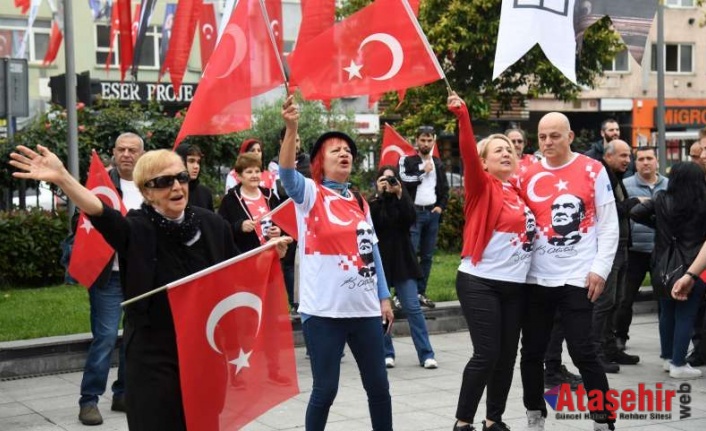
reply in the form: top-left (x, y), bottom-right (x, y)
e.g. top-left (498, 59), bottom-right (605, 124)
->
top-left (384, 278), bottom-right (435, 364)
top-left (303, 316), bottom-right (392, 431)
top-left (410, 209), bottom-right (440, 295)
top-left (79, 271), bottom-right (126, 407)
top-left (659, 280), bottom-right (706, 366)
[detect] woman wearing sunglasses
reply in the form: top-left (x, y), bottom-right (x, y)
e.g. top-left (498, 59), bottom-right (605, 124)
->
top-left (9, 145), bottom-right (238, 431)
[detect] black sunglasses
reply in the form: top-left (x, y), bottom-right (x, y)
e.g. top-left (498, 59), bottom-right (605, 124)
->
top-left (144, 171), bottom-right (190, 189)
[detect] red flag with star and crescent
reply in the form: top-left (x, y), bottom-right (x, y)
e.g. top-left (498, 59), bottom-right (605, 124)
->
top-left (288, 0), bottom-right (443, 100)
top-left (68, 151), bottom-right (127, 288)
top-left (379, 123), bottom-right (415, 168)
top-left (198, 1), bottom-right (218, 67)
top-left (174, 0), bottom-right (285, 146)
top-left (268, 198), bottom-right (298, 240)
top-left (166, 244), bottom-right (299, 431)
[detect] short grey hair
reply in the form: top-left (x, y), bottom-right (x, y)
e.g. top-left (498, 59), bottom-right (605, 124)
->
top-left (115, 132), bottom-right (144, 151)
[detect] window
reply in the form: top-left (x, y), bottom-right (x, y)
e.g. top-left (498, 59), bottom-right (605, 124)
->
top-left (650, 43), bottom-right (693, 73)
top-left (282, 1), bottom-right (302, 54)
top-left (95, 24), bottom-right (162, 69)
top-left (603, 48), bottom-right (629, 73)
top-left (666, 0), bottom-right (694, 7)
top-left (0, 18), bottom-right (51, 63)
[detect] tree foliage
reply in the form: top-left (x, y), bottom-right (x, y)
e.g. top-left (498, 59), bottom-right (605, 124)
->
top-left (340, 0), bottom-right (625, 136)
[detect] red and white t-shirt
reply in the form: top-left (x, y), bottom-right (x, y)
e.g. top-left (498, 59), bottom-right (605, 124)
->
top-left (519, 154), bottom-right (614, 287)
top-left (294, 181), bottom-right (381, 318)
top-left (241, 189), bottom-right (270, 244)
top-left (459, 182), bottom-right (535, 283)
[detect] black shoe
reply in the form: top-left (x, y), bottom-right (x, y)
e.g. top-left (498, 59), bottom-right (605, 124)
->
top-left (453, 421), bottom-right (475, 431)
top-left (687, 352), bottom-right (705, 367)
top-left (598, 355), bottom-right (620, 373)
top-left (418, 294), bottom-right (436, 308)
top-left (615, 337), bottom-right (627, 352)
top-left (79, 404), bottom-right (103, 425)
top-left (482, 420), bottom-right (511, 431)
top-left (110, 395), bottom-right (126, 413)
top-left (544, 365), bottom-right (583, 390)
top-left (607, 350), bottom-right (640, 365)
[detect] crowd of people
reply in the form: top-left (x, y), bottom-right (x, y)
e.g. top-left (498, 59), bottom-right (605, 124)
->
top-left (8, 94), bottom-right (706, 431)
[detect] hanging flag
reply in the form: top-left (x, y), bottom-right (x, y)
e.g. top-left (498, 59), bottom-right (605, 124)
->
top-left (493, 0), bottom-right (577, 83)
top-left (17, 0), bottom-right (41, 59)
top-left (268, 199), bottom-right (297, 240)
top-left (14, 0), bottom-right (31, 14)
top-left (167, 244), bottom-right (299, 431)
top-left (574, 0), bottom-right (658, 65)
top-left (288, 0), bottom-right (443, 101)
top-left (43, 0), bottom-right (65, 66)
top-left (174, 0), bottom-right (285, 146)
top-left (161, 0), bottom-right (202, 93)
top-left (217, 0), bottom-right (237, 43)
top-left (159, 3), bottom-right (177, 67)
top-left (105, 0), bottom-right (120, 71)
top-left (68, 151), bottom-right (127, 288)
top-left (131, 2), bottom-right (142, 46)
top-left (379, 124), bottom-right (416, 169)
top-left (116, 0), bottom-right (135, 81)
top-left (198, 1), bottom-right (218, 67)
top-left (131, 0), bottom-right (157, 77)
top-left (88, 0), bottom-right (104, 20)
top-left (264, 0), bottom-right (283, 54)
top-left (294, 0), bottom-right (335, 50)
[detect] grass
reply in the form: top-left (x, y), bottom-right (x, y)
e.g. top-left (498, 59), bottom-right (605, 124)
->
top-left (0, 253), bottom-right (463, 342)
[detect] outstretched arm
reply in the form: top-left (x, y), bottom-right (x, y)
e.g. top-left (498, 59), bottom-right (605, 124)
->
top-left (9, 145), bottom-right (103, 216)
top-left (447, 92), bottom-right (484, 200)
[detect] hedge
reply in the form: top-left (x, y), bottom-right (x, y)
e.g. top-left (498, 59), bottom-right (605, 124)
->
top-left (0, 209), bottom-right (69, 288)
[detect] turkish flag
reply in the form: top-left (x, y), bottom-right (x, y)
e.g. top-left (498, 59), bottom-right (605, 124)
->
top-left (288, 0), bottom-right (443, 100)
top-left (42, 21), bottom-right (63, 66)
top-left (268, 198), bottom-right (297, 240)
top-left (198, 1), bottom-right (218, 67)
top-left (131, 2), bottom-right (141, 46)
top-left (265, 0), bottom-right (283, 54)
top-left (14, 0), bottom-right (30, 14)
top-left (68, 152), bottom-right (127, 288)
top-left (105, 2), bottom-right (120, 71)
top-left (295, 0), bottom-right (334, 49)
top-left (116, 0), bottom-right (134, 81)
top-left (167, 244), bottom-right (299, 431)
top-left (175, 0), bottom-right (285, 146)
top-left (379, 123), bottom-right (415, 168)
top-left (161, 0), bottom-right (202, 93)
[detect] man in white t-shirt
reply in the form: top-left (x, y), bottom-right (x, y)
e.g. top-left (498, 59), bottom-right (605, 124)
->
top-left (78, 132), bottom-right (144, 426)
top-left (518, 113), bottom-right (619, 431)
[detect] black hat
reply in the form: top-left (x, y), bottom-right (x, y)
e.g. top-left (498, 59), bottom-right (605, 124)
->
top-left (310, 131), bottom-right (358, 160)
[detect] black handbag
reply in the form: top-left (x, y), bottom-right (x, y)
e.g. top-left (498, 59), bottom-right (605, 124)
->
top-left (652, 236), bottom-right (689, 293)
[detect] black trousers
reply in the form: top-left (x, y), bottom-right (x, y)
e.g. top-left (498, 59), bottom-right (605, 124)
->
top-left (455, 272), bottom-right (525, 423)
top-left (592, 245), bottom-right (627, 353)
top-left (614, 250), bottom-right (651, 341)
top-left (520, 284), bottom-right (613, 424)
top-left (544, 311), bottom-right (565, 372)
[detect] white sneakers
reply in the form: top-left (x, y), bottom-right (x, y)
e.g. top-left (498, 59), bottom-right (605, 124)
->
top-left (669, 363), bottom-right (702, 380)
top-left (526, 410), bottom-right (545, 430)
top-left (385, 357), bottom-right (395, 368)
top-left (423, 358), bottom-right (438, 369)
top-left (663, 359), bottom-right (671, 372)
top-left (593, 423), bottom-right (612, 430)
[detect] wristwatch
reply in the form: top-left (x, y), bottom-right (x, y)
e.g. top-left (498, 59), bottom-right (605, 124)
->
top-left (685, 271), bottom-right (700, 281)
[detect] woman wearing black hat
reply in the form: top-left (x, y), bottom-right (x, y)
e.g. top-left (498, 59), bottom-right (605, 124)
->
top-left (279, 95), bottom-right (394, 431)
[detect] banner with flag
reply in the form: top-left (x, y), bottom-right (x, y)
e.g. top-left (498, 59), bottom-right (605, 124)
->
top-left (161, 0), bottom-right (201, 93)
top-left (68, 151), bottom-right (127, 288)
top-left (493, 0), bottom-right (577, 83)
top-left (159, 3), bottom-right (177, 67)
top-left (268, 199), bottom-right (297, 240)
top-left (43, 0), bottom-right (64, 66)
top-left (16, 0), bottom-right (41, 59)
top-left (379, 124), bottom-right (416, 169)
top-left (166, 243), bottom-right (299, 431)
top-left (198, 1), bottom-right (218, 68)
top-left (264, 0), bottom-right (283, 55)
top-left (174, 0), bottom-right (285, 146)
top-left (131, 2), bottom-right (142, 46)
top-left (116, 0), bottom-right (134, 80)
top-left (105, 0), bottom-right (120, 70)
top-left (131, 0), bottom-right (157, 77)
top-left (288, 0), bottom-right (443, 101)
top-left (14, 0), bottom-right (31, 14)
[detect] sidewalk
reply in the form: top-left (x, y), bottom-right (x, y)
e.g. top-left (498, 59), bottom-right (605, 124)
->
top-left (1, 313), bottom-right (705, 430)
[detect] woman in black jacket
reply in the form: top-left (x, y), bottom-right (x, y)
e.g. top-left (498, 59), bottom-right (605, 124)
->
top-left (369, 165), bottom-right (437, 368)
top-left (630, 161), bottom-right (706, 380)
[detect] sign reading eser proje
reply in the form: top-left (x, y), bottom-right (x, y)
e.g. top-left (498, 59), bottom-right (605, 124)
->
top-left (100, 81), bottom-right (197, 104)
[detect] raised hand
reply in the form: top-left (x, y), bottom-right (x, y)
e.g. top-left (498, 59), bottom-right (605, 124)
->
top-left (281, 95), bottom-right (299, 129)
top-left (9, 145), bottom-right (68, 185)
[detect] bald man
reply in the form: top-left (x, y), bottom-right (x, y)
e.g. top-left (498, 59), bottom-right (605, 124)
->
top-left (518, 112), bottom-right (619, 431)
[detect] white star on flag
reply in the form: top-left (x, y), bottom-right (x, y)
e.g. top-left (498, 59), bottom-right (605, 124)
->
top-left (79, 218), bottom-right (94, 234)
top-left (555, 179), bottom-right (569, 191)
top-left (493, 0), bottom-right (577, 83)
top-left (343, 60), bottom-right (363, 80)
top-left (229, 348), bottom-right (252, 374)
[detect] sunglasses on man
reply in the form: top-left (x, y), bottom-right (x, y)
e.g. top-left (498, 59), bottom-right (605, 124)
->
top-left (144, 171), bottom-right (190, 189)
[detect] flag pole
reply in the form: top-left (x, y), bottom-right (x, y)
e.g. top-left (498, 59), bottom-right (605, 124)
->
top-left (398, 0), bottom-right (452, 95)
top-left (256, 0), bottom-right (290, 94)
top-left (120, 239), bottom-right (286, 307)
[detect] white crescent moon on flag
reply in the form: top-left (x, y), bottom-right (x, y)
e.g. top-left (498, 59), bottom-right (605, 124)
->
top-left (91, 186), bottom-right (122, 210)
top-left (381, 145), bottom-right (407, 159)
top-left (202, 23), bottom-right (214, 40)
top-left (270, 20), bottom-right (280, 38)
top-left (213, 23), bottom-right (247, 79)
top-left (526, 172), bottom-right (554, 203)
top-left (359, 33), bottom-right (404, 81)
top-left (324, 195), bottom-right (352, 226)
top-left (205, 292), bottom-right (262, 355)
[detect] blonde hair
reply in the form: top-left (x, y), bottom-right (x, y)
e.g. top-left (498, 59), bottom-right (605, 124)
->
top-left (476, 134), bottom-right (517, 159)
top-left (133, 150), bottom-right (185, 193)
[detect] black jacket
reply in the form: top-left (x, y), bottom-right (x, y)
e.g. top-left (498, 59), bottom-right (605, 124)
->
top-left (369, 190), bottom-right (423, 286)
top-left (188, 179), bottom-right (214, 211)
top-left (630, 192), bottom-right (706, 298)
top-left (218, 184), bottom-right (281, 252)
top-left (601, 160), bottom-right (641, 247)
top-left (399, 154), bottom-right (449, 210)
top-left (585, 140), bottom-right (635, 177)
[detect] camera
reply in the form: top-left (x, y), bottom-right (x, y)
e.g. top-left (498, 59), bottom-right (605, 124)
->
top-left (386, 176), bottom-right (399, 186)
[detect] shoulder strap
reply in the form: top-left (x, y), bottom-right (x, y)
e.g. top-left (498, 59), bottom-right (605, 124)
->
top-left (352, 191), bottom-right (365, 212)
